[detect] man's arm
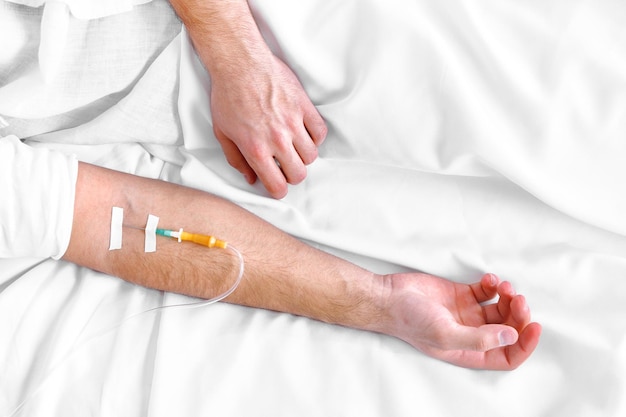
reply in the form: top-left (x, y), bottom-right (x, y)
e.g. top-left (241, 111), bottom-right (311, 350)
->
top-left (63, 163), bottom-right (541, 370)
top-left (63, 162), bottom-right (376, 328)
top-left (168, 0), bottom-right (327, 198)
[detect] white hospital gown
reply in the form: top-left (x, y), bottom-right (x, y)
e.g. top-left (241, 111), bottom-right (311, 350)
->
top-left (0, 0), bottom-right (183, 259)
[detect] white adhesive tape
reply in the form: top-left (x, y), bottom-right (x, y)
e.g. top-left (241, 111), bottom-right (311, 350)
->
top-left (109, 207), bottom-right (123, 250)
top-left (145, 214), bottom-right (159, 253)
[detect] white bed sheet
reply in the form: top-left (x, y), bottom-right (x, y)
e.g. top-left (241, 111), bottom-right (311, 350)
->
top-left (2, 1), bottom-right (626, 416)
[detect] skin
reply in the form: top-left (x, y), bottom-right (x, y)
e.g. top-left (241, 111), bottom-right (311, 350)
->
top-left (63, 162), bottom-right (541, 370)
top-left (168, 0), bottom-right (328, 198)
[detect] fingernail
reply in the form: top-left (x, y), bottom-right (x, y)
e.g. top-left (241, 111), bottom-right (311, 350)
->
top-left (489, 273), bottom-right (498, 286)
top-left (498, 330), bottom-right (517, 347)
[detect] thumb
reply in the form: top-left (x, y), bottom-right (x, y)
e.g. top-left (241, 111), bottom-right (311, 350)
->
top-left (451, 324), bottom-right (519, 352)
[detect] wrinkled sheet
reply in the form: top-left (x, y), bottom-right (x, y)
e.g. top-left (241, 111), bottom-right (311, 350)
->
top-left (2, 1), bottom-right (626, 416)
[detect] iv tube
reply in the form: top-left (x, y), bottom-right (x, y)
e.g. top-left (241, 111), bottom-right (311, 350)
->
top-left (132, 243), bottom-right (245, 312)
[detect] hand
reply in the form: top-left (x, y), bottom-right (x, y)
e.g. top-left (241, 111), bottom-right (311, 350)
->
top-left (380, 272), bottom-right (542, 370)
top-left (210, 54), bottom-right (327, 199)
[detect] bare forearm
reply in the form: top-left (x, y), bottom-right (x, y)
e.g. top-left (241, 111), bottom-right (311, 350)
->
top-left (168, 0), bottom-right (271, 77)
top-left (63, 163), bottom-right (382, 331)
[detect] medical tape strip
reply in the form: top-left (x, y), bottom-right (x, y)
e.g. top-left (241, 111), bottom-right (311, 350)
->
top-left (109, 207), bottom-right (123, 250)
top-left (145, 214), bottom-right (159, 253)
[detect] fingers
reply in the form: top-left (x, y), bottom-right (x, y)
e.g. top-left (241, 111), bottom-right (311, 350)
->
top-left (304, 105), bottom-right (328, 146)
top-left (474, 278), bottom-right (541, 370)
top-left (448, 323), bottom-right (519, 353)
top-left (509, 294), bottom-right (531, 329)
top-left (472, 274), bottom-right (530, 330)
top-left (277, 124), bottom-right (318, 181)
top-left (482, 280), bottom-right (531, 331)
top-left (250, 154), bottom-right (290, 199)
top-left (433, 320), bottom-right (541, 370)
top-left (458, 321), bottom-right (541, 370)
top-left (470, 273), bottom-right (500, 303)
top-left (251, 129), bottom-right (313, 199)
top-left (501, 322), bottom-right (542, 369)
top-left (293, 125), bottom-right (319, 166)
top-left (217, 121), bottom-right (323, 199)
top-left (214, 127), bottom-right (257, 184)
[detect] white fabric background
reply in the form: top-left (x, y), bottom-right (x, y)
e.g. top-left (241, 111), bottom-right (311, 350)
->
top-left (1, 1), bottom-right (626, 416)
top-left (5, 0), bottom-right (153, 22)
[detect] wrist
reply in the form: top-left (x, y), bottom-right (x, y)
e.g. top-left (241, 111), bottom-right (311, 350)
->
top-left (171, 0), bottom-right (271, 78)
top-left (344, 272), bottom-right (392, 335)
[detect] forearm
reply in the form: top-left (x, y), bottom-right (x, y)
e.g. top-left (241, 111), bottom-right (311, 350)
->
top-left (61, 163), bottom-right (542, 370)
top-left (168, 0), bottom-right (271, 77)
top-left (63, 163), bottom-right (383, 331)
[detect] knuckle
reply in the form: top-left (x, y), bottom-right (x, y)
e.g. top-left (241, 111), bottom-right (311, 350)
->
top-left (247, 141), bottom-right (267, 161)
top-left (317, 123), bottom-right (328, 141)
top-left (472, 337), bottom-right (489, 352)
top-left (301, 146), bottom-right (318, 165)
top-left (267, 180), bottom-right (288, 199)
top-left (288, 166), bottom-right (307, 185)
top-left (271, 131), bottom-right (292, 153)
